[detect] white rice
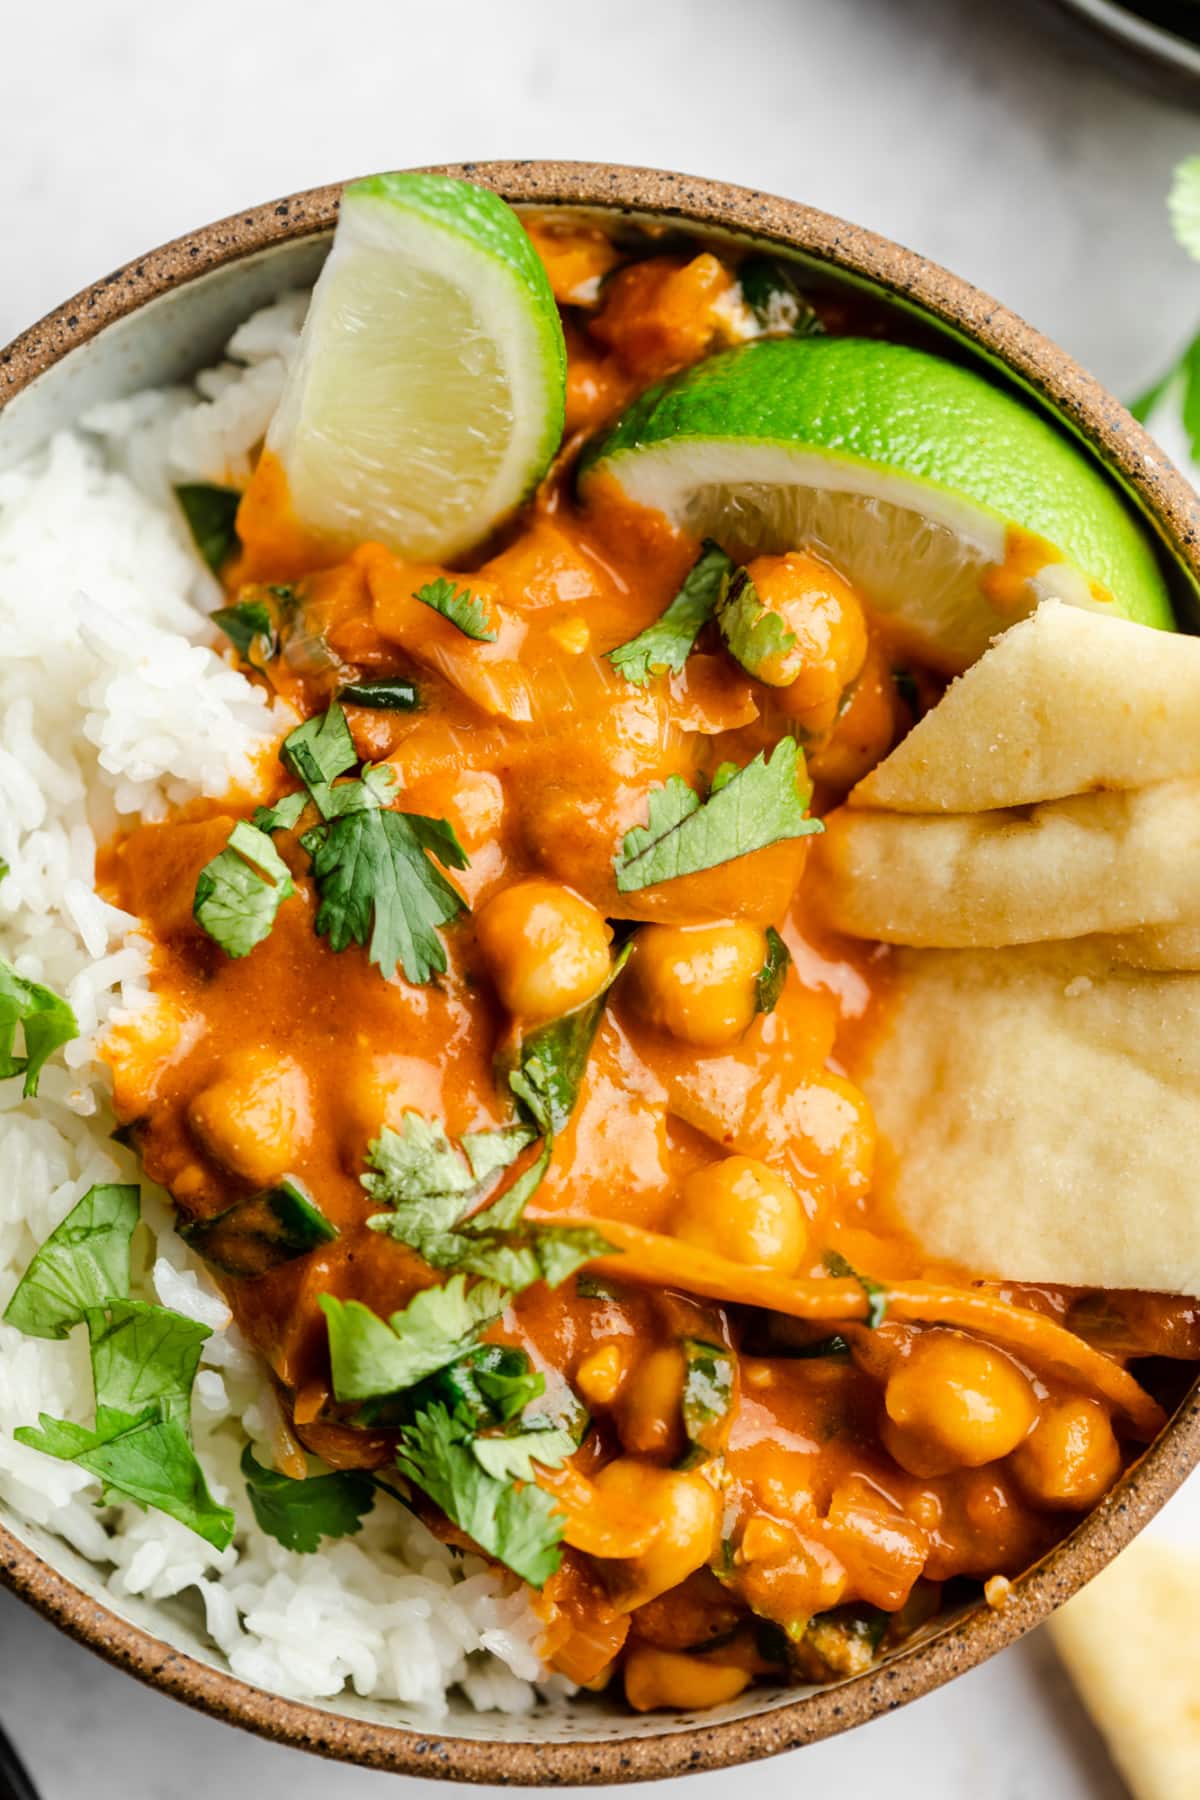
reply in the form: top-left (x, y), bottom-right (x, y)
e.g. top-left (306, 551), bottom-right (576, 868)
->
top-left (0, 296), bottom-right (552, 1714)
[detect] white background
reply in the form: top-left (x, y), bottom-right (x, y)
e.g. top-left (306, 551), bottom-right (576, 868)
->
top-left (2, 0), bottom-right (1198, 1793)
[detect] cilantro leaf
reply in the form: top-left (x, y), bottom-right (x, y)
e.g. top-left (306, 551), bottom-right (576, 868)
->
top-left (338, 678), bottom-right (420, 711)
top-left (608, 541), bottom-right (733, 685)
top-left (252, 790), bottom-right (310, 834)
top-left (321, 1276), bottom-right (509, 1402)
top-left (87, 1299), bottom-right (209, 1436)
top-left (179, 1178), bottom-right (338, 1278)
top-left (211, 598), bottom-right (277, 665)
top-left (717, 567), bottom-right (798, 681)
top-left (614, 739), bottom-right (821, 892)
top-left (360, 1112), bottom-right (487, 1223)
top-left (737, 257), bottom-right (825, 337)
top-left (678, 1337), bottom-right (735, 1469)
top-left (193, 819), bottom-right (295, 958)
top-left (176, 482), bottom-right (241, 574)
top-left (824, 1250), bottom-right (889, 1328)
top-left (413, 577), bottom-right (497, 643)
top-left (302, 807), bottom-right (467, 984)
top-left (380, 1343), bottom-right (547, 1433)
top-left (0, 958), bottom-right (79, 1098)
top-left (462, 1122), bottom-right (541, 1185)
top-left (396, 1402), bottom-right (564, 1586)
top-left (1129, 328), bottom-right (1200, 460)
top-left (241, 1445), bottom-right (375, 1553)
top-left (471, 1427), bottom-right (575, 1482)
top-left (15, 1408), bottom-right (234, 1549)
top-left (755, 926), bottom-right (792, 1015)
top-left (1170, 155), bottom-right (1200, 261)
top-left (504, 942), bottom-right (631, 1143)
top-left (3, 1184), bottom-right (140, 1340)
top-left (281, 703), bottom-right (358, 792)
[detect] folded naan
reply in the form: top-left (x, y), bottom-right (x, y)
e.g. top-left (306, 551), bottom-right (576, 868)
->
top-left (813, 602), bottom-right (1200, 961)
top-left (853, 599), bottom-right (1200, 813)
top-left (858, 943), bottom-right (1200, 1295)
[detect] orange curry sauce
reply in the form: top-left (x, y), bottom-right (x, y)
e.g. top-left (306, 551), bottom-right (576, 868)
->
top-left (98, 222), bottom-right (1199, 1712)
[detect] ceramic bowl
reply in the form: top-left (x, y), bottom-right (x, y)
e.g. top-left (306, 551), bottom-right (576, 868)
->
top-left (3, 161), bottom-right (1200, 1785)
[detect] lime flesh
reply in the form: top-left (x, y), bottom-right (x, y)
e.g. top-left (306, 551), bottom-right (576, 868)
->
top-left (268, 172), bottom-right (566, 562)
top-left (582, 338), bottom-right (1174, 672)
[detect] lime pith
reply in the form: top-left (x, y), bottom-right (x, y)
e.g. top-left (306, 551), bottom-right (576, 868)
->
top-left (581, 338), bottom-right (1173, 672)
top-left (268, 172), bottom-right (567, 562)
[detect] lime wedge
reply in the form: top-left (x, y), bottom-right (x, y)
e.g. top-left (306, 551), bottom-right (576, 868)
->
top-left (581, 338), bottom-right (1173, 671)
top-left (268, 172), bottom-right (566, 560)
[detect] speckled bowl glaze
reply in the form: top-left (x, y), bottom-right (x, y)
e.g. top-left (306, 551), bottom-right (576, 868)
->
top-left (3, 162), bottom-right (1200, 1785)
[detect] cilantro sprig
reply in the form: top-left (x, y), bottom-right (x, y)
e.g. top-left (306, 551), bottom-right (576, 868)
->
top-left (607, 540), bottom-right (733, 686)
top-left (176, 482), bottom-right (241, 574)
top-left (755, 926), bottom-right (792, 1015)
top-left (614, 738), bottom-right (821, 892)
top-left (6, 1184), bottom-right (235, 1549)
top-left (321, 1276), bottom-right (510, 1402)
top-left (678, 1337), bottom-right (736, 1470)
top-left (193, 702), bottom-right (470, 983)
top-left (396, 1402), bottom-right (566, 1587)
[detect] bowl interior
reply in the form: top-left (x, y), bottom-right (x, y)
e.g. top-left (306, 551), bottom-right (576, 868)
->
top-left (3, 169), bottom-right (1200, 1781)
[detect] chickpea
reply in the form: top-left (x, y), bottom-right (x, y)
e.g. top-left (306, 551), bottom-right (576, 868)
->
top-left (187, 1048), bottom-right (312, 1187)
top-left (674, 1156), bottom-right (806, 1274)
top-left (624, 1644), bottom-right (751, 1713)
top-left (882, 1330), bottom-right (1038, 1478)
top-left (1009, 1396), bottom-right (1122, 1511)
top-left (615, 1346), bottom-right (687, 1459)
top-left (592, 1459), bottom-right (721, 1611)
top-left (475, 879), bottom-right (612, 1024)
top-left (339, 1053), bottom-right (443, 1165)
top-left (629, 922), bottom-right (766, 1048)
top-left (736, 552), bottom-right (868, 733)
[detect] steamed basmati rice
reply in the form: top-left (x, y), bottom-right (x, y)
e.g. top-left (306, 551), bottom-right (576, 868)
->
top-left (0, 296), bottom-right (552, 1713)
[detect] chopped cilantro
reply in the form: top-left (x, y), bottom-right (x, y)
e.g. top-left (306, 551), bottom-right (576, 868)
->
top-left (193, 819), bottom-right (296, 958)
top-left (678, 1338), bottom-right (735, 1469)
top-left (0, 958), bottom-right (78, 1099)
top-left (5, 1184), bottom-right (234, 1548)
top-left (175, 482), bottom-right (241, 574)
top-left (302, 805), bottom-right (468, 984)
top-left (390, 1343), bottom-right (547, 1432)
top-left (824, 1250), bottom-right (889, 1328)
top-left (614, 738), bottom-right (821, 892)
top-left (470, 1426), bottom-right (575, 1482)
top-left (607, 540), bottom-right (733, 685)
top-left (15, 1408), bottom-right (234, 1548)
top-left (338, 677), bottom-right (420, 711)
top-left (2, 1184), bottom-right (140, 1340)
top-left (321, 1276), bottom-right (509, 1402)
top-left (280, 703), bottom-right (358, 792)
top-left (716, 567), bottom-right (798, 681)
top-left (241, 1445), bottom-right (375, 1553)
top-left (396, 1402), bottom-right (565, 1587)
top-left (413, 577), bottom-right (498, 642)
top-left (755, 926), bottom-right (792, 1015)
top-left (211, 598), bottom-right (277, 665)
top-left (737, 257), bottom-right (824, 338)
top-left (87, 1298), bottom-right (209, 1434)
top-left (252, 790), bottom-right (310, 834)
top-left (179, 1178), bottom-right (338, 1278)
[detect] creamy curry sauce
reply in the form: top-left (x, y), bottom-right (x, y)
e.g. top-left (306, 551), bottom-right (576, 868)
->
top-left (98, 223), bottom-right (1200, 1711)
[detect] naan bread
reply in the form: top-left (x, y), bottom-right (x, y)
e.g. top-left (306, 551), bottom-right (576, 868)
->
top-left (1052, 1540), bottom-right (1200, 1800)
top-left (811, 779), bottom-right (1200, 949)
top-left (858, 943), bottom-right (1200, 1294)
top-left (852, 600), bottom-right (1200, 814)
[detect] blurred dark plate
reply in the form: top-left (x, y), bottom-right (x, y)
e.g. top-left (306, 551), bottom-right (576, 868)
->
top-left (1039, 0), bottom-right (1200, 103)
top-left (0, 1722), bottom-right (39, 1800)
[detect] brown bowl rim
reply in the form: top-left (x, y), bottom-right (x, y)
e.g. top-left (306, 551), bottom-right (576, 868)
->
top-left (3, 159), bottom-right (1200, 1785)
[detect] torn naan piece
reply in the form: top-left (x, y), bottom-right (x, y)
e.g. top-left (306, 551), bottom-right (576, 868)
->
top-left (1052, 1539), bottom-right (1200, 1800)
top-left (810, 778), bottom-right (1200, 948)
top-left (853, 599), bottom-right (1200, 814)
top-left (858, 943), bottom-right (1200, 1294)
